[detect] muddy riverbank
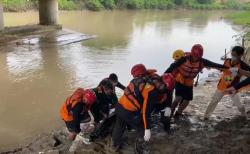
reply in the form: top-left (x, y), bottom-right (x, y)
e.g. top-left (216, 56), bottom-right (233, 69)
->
top-left (2, 72), bottom-right (250, 154)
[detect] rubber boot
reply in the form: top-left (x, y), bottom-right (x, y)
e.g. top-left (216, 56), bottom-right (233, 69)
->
top-left (134, 138), bottom-right (150, 154)
top-left (160, 112), bottom-right (172, 134)
top-left (175, 100), bottom-right (189, 119)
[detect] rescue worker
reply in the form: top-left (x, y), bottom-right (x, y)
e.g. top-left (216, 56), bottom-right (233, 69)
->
top-left (112, 64), bottom-right (175, 153)
top-left (165, 44), bottom-right (228, 119)
top-left (60, 88), bottom-right (97, 141)
top-left (91, 79), bottom-right (116, 123)
top-left (172, 49), bottom-right (185, 61)
top-left (107, 73), bottom-right (126, 90)
top-left (98, 73), bottom-right (125, 108)
top-left (89, 79), bottom-right (118, 141)
top-left (147, 70), bottom-right (175, 133)
top-left (204, 46), bottom-right (250, 120)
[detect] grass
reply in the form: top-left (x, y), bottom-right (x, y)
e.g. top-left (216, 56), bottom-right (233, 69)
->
top-left (227, 11), bottom-right (250, 25)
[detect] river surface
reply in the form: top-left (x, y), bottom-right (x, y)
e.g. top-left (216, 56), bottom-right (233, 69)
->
top-left (0, 10), bottom-right (240, 151)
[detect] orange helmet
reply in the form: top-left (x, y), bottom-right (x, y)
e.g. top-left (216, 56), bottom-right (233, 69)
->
top-left (83, 89), bottom-right (97, 107)
top-left (131, 64), bottom-right (147, 78)
top-left (191, 44), bottom-right (203, 59)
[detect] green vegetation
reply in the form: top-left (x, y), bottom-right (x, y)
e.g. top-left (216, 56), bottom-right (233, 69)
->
top-left (58, 0), bottom-right (78, 10)
top-left (227, 11), bottom-right (250, 25)
top-left (2, 0), bottom-right (250, 11)
top-left (227, 11), bottom-right (250, 43)
top-left (3, 0), bottom-right (79, 11)
top-left (3, 0), bottom-right (36, 11)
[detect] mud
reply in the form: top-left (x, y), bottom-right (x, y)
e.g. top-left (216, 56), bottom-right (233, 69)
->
top-left (1, 72), bottom-right (250, 154)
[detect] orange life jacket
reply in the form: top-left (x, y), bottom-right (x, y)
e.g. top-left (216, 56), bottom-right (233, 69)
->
top-left (217, 59), bottom-right (241, 91)
top-left (176, 56), bottom-right (204, 86)
top-left (120, 77), bottom-right (147, 111)
top-left (60, 88), bottom-right (85, 122)
top-left (146, 72), bottom-right (169, 104)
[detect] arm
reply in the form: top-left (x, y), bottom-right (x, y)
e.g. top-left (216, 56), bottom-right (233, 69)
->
top-left (116, 82), bottom-right (126, 90)
top-left (224, 77), bottom-right (250, 94)
top-left (164, 57), bottom-right (186, 73)
top-left (239, 69), bottom-right (250, 77)
top-left (72, 103), bottom-right (84, 133)
top-left (239, 62), bottom-right (250, 77)
top-left (234, 77), bottom-right (250, 91)
top-left (202, 58), bottom-right (228, 71)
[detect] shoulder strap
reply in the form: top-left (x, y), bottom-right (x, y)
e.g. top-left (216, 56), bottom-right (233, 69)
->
top-left (131, 78), bottom-right (146, 105)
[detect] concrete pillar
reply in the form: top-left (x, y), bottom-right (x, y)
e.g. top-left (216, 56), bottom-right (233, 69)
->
top-left (39, 0), bottom-right (58, 25)
top-left (0, 2), bottom-right (4, 31)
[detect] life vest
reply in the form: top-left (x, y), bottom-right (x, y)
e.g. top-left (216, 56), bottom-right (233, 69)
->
top-left (60, 88), bottom-right (86, 122)
top-left (217, 59), bottom-right (241, 91)
top-left (176, 56), bottom-right (204, 86)
top-left (120, 77), bottom-right (147, 111)
top-left (120, 83), bottom-right (155, 110)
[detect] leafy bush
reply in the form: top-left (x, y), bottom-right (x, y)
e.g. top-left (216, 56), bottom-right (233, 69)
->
top-left (85, 0), bottom-right (104, 11)
top-left (243, 3), bottom-right (250, 10)
top-left (158, 0), bottom-right (175, 9)
top-left (123, 0), bottom-right (144, 9)
top-left (100, 0), bottom-right (116, 9)
top-left (225, 0), bottom-right (242, 9)
top-left (58, 0), bottom-right (78, 10)
top-left (197, 0), bottom-right (214, 4)
top-left (144, 0), bottom-right (158, 9)
top-left (174, 0), bottom-right (183, 5)
top-left (3, 0), bottom-right (30, 11)
top-left (182, 0), bottom-right (196, 6)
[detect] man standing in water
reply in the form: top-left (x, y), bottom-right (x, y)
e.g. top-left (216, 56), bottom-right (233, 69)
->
top-left (204, 46), bottom-right (250, 120)
top-left (165, 44), bottom-right (227, 119)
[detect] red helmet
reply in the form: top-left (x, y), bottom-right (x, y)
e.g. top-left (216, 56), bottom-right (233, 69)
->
top-left (131, 64), bottom-right (147, 78)
top-left (191, 44), bottom-right (203, 59)
top-left (162, 73), bottom-right (175, 91)
top-left (83, 89), bottom-right (96, 106)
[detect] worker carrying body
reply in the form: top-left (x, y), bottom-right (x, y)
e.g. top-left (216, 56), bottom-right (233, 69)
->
top-left (60, 88), bottom-right (97, 141)
top-left (111, 64), bottom-right (175, 153)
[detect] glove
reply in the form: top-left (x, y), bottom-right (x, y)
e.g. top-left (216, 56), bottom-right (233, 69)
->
top-left (75, 133), bottom-right (91, 144)
top-left (229, 67), bottom-right (238, 77)
top-left (163, 107), bottom-right (171, 117)
top-left (144, 129), bottom-right (151, 142)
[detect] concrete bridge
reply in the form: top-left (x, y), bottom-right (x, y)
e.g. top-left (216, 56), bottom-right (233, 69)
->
top-left (0, 0), bottom-right (59, 31)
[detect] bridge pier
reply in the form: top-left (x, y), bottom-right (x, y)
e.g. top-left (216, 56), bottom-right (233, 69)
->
top-left (0, 2), bottom-right (4, 31)
top-left (39, 0), bottom-right (58, 25)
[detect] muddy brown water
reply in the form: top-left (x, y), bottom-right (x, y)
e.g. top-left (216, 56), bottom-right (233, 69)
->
top-left (0, 10), bottom-right (241, 151)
